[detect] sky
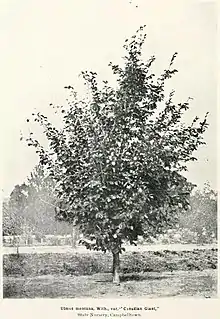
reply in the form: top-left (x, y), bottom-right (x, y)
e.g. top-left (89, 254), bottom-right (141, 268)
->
top-left (0, 0), bottom-right (217, 197)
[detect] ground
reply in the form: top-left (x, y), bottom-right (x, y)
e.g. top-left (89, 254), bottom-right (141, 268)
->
top-left (3, 248), bottom-right (218, 298)
top-left (4, 270), bottom-right (217, 298)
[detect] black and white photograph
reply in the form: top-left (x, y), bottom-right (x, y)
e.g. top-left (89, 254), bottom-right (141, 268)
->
top-left (1, 0), bottom-right (218, 304)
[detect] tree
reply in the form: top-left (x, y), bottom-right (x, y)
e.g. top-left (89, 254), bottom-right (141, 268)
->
top-left (3, 199), bottom-right (12, 236)
top-left (3, 184), bottom-right (28, 237)
top-left (3, 165), bottom-right (74, 241)
top-left (26, 164), bottom-right (77, 244)
top-left (20, 164), bottom-right (74, 238)
top-left (179, 183), bottom-right (217, 243)
top-left (25, 26), bottom-right (208, 284)
top-left (3, 183), bottom-right (29, 254)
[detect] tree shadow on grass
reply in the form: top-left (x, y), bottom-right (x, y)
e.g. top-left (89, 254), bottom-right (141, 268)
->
top-left (120, 273), bottom-right (170, 282)
top-left (95, 272), bottom-right (171, 283)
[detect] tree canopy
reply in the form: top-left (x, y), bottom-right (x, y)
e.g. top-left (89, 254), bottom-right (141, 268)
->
top-left (25, 26), bottom-right (209, 283)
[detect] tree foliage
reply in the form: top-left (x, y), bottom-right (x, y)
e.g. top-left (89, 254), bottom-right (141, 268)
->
top-left (25, 27), bottom-right (208, 265)
top-left (3, 184), bottom-right (29, 236)
top-left (179, 183), bottom-right (217, 242)
top-left (25, 164), bottom-right (73, 236)
top-left (3, 165), bottom-right (73, 237)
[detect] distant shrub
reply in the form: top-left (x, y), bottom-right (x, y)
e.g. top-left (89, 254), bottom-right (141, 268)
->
top-left (138, 227), bottom-right (216, 245)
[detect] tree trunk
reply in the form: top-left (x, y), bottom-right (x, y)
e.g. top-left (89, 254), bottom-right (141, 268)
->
top-left (16, 243), bottom-right (19, 256)
top-left (71, 225), bottom-right (78, 248)
top-left (15, 236), bottom-right (19, 256)
top-left (112, 251), bottom-right (120, 285)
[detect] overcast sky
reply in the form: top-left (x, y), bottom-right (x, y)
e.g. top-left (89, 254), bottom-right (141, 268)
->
top-left (0, 0), bottom-right (217, 197)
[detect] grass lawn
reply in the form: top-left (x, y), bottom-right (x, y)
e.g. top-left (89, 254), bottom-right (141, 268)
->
top-left (4, 270), bottom-right (217, 298)
top-left (3, 249), bottom-right (217, 298)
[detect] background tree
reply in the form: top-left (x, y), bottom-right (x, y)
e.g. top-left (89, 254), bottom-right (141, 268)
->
top-left (25, 164), bottom-right (72, 236)
top-left (3, 183), bottom-right (29, 254)
top-left (25, 26), bottom-right (209, 284)
top-left (3, 184), bottom-right (28, 237)
top-left (26, 164), bottom-right (77, 245)
top-left (178, 183), bottom-right (217, 243)
top-left (3, 165), bottom-right (74, 242)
